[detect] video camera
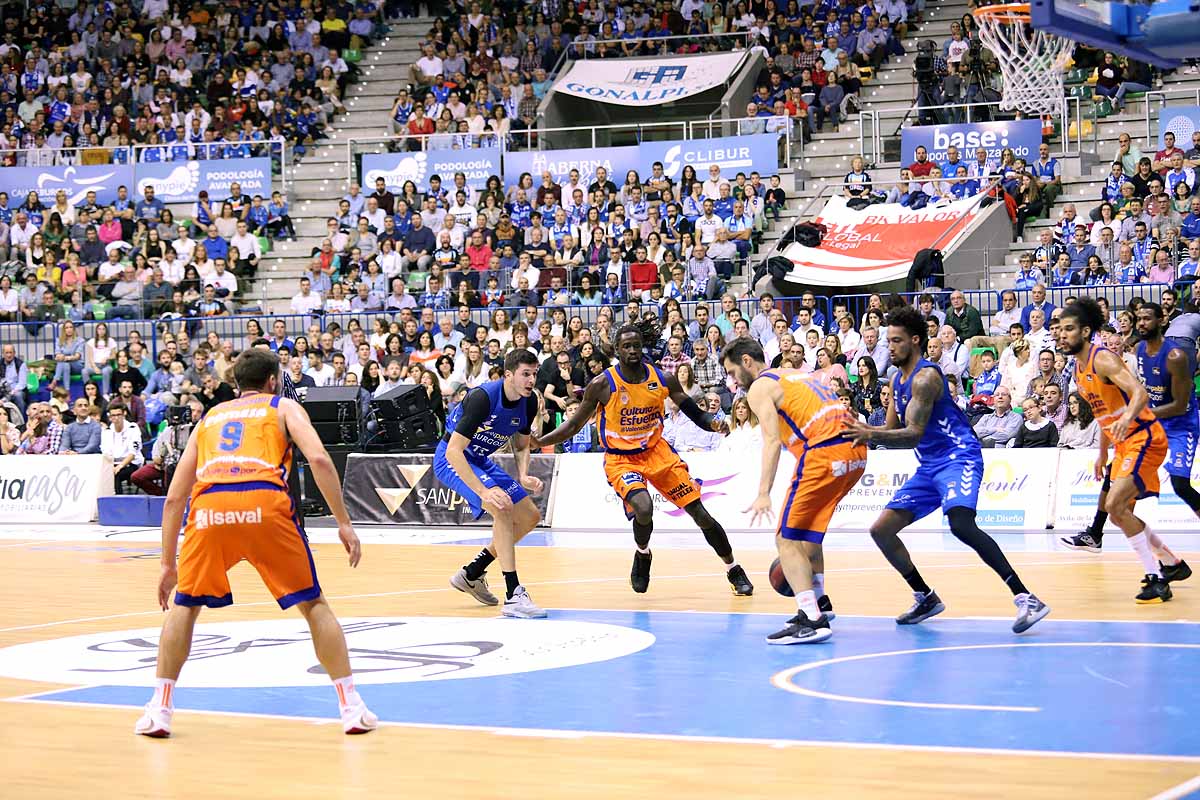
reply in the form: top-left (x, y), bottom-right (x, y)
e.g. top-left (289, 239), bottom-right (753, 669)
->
top-left (166, 405), bottom-right (192, 426)
top-left (913, 40), bottom-right (939, 86)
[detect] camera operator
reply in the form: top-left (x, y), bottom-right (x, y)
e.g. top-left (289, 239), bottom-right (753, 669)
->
top-left (130, 398), bottom-right (203, 496)
top-left (912, 40), bottom-right (948, 125)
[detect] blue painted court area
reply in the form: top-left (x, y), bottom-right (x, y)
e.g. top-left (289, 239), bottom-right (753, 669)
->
top-left (29, 611), bottom-right (1200, 758)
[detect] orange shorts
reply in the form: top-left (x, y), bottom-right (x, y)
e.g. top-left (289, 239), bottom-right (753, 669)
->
top-left (604, 439), bottom-right (702, 518)
top-left (1110, 421), bottom-right (1168, 500)
top-left (175, 483), bottom-right (320, 609)
top-left (779, 439), bottom-right (867, 542)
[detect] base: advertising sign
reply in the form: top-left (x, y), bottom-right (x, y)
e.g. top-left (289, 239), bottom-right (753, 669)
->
top-left (343, 453), bottom-right (554, 526)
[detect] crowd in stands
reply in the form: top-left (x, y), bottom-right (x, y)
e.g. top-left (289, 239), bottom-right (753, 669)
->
top-left (292, 164), bottom-right (786, 316)
top-left (0, 0), bottom-right (390, 166)
top-left (394, 0), bottom-right (919, 151)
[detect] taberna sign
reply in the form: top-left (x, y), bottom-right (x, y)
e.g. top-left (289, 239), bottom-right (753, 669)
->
top-left (555, 52), bottom-right (746, 107)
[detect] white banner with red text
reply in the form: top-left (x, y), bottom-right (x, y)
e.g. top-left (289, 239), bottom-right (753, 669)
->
top-left (774, 194), bottom-right (983, 287)
top-left (0, 454), bottom-right (114, 523)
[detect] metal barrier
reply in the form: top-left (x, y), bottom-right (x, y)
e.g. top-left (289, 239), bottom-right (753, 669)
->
top-left (833, 290), bottom-right (1002, 330)
top-left (1012, 282), bottom-right (1174, 314)
top-left (0, 320), bottom-right (58, 363)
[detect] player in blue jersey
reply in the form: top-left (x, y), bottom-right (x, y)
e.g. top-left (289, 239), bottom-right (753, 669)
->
top-left (845, 307), bottom-right (1050, 633)
top-left (1061, 303), bottom-right (1193, 581)
top-left (435, 349), bottom-right (547, 618)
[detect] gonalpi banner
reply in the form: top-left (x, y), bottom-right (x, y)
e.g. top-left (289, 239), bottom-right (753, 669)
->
top-left (774, 194), bottom-right (982, 287)
top-left (555, 52), bottom-right (746, 106)
top-left (502, 134), bottom-right (779, 190)
top-left (361, 148), bottom-right (502, 193)
top-left (135, 158), bottom-right (272, 203)
top-left (900, 119), bottom-right (1044, 166)
top-left (0, 454), bottom-right (113, 523)
top-left (342, 453), bottom-right (555, 526)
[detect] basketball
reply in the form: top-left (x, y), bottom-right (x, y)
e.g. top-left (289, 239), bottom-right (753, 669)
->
top-left (768, 558), bottom-right (794, 597)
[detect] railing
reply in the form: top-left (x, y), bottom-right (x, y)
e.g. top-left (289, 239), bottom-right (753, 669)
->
top-left (857, 98), bottom-right (1075, 167)
top-left (1142, 87), bottom-right (1200, 150)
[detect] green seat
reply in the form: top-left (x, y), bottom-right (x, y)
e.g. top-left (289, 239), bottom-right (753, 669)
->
top-left (257, 234), bottom-right (271, 254)
top-left (344, 48), bottom-right (362, 63)
top-left (1094, 98), bottom-right (1114, 118)
top-left (406, 271), bottom-right (428, 291)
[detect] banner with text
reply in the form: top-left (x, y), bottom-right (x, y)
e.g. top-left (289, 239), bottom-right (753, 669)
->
top-left (1157, 106), bottom-right (1200, 149)
top-left (135, 158), bottom-right (273, 203)
top-left (1, 164), bottom-right (133, 207)
top-left (0, 454), bottom-right (114, 523)
top-left (342, 452), bottom-right (554, 526)
top-left (900, 119), bottom-right (1044, 166)
top-left (775, 194), bottom-right (983, 287)
top-left (556, 52), bottom-right (746, 106)
top-left (1052, 448), bottom-right (1200, 531)
top-left (362, 148), bottom-right (502, 193)
top-left (502, 134), bottom-right (779, 190)
top-left (549, 448), bottom-right (1053, 531)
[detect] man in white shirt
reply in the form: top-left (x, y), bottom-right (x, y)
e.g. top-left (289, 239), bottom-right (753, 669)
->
top-left (229, 220), bottom-right (262, 265)
top-left (938, 325), bottom-right (969, 379)
top-left (434, 315), bottom-right (464, 350)
top-left (305, 351), bottom-right (335, 386)
top-left (0, 276), bottom-right (19, 319)
top-left (988, 289), bottom-right (1022, 335)
top-left (409, 44), bottom-right (443, 87)
top-left (9, 212), bottom-right (37, 255)
top-left (509, 252), bottom-right (540, 291)
top-left (693, 199), bottom-right (723, 245)
top-left (446, 191), bottom-right (477, 227)
top-left (290, 277), bottom-right (323, 315)
top-left (172, 225), bottom-right (196, 264)
top-left (208, 259), bottom-right (240, 297)
top-left (101, 402), bottom-right (144, 491)
top-left (373, 361), bottom-right (408, 397)
top-left (360, 197), bottom-right (386, 233)
top-left (701, 165), bottom-right (724, 199)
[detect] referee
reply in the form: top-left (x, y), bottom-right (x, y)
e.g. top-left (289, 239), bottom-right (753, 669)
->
top-left (252, 338), bottom-right (307, 531)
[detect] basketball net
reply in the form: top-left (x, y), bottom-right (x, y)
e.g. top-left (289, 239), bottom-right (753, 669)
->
top-left (973, 3), bottom-right (1073, 117)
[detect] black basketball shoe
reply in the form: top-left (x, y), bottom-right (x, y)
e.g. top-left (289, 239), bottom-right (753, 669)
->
top-left (727, 564), bottom-right (754, 596)
top-left (630, 550), bottom-right (652, 594)
top-left (1135, 574), bottom-right (1173, 604)
top-left (1059, 531), bottom-right (1103, 552)
top-left (766, 611), bottom-right (832, 645)
top-left (1161, 559), bottom-right (1192, 584)
top-left (896, 590), bottom-right (946, 624)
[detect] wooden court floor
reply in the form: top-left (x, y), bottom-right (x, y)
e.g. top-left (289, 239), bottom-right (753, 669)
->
top-left (0, 535), bottom-right (1197, 800)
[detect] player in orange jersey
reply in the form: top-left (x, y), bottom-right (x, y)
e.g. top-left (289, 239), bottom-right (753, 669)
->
top-left (134, 348), bottom-right (376, 738)
top-left (533, 318), bottom-right (754, 595)
top-left (1058, 298), bottom-right (1179, 603)
top-left (722, 337), bottom-right (867, 644)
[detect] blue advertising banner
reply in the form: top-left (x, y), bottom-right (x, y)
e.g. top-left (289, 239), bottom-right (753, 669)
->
top-left (502, 145), bottom-right (641, 190)
top-left (361, 148), bottom-right (501, 193)
top-left (1158, 106), bottom-right (1200, 149)
top-left (134, 158), bottom-right (273, 203)
top-left (0, 164), bottom-right (133, 207)
top-left (900, 120), bottom-right (1044, 166)
top-left (641, 134), bottom-right (779, 181)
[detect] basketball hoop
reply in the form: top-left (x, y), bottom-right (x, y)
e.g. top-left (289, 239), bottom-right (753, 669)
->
top-left (972, 3), bottom-right (1074, 117)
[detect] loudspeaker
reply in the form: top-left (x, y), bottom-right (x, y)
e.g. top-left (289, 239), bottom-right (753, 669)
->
top-left (302, 385), bottom-right (362, 444)
top-left (296, 444), bottom-right (356, 516)
top-left (371, 383), bottom-right (431, 421)
top-left (377, 410), bottom-right (441, 451)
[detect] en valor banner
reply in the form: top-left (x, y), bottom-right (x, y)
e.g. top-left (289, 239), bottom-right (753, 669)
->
top-left (343, 453), bottom-right (555, 526)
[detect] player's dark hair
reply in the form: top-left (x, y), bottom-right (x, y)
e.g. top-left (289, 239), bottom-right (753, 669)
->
top-left (234, 348), bottom-right (280, 391)
top-left (721, 336), bottom-right (766, 366)
top-left (886, 305), bottom-right (928, 351)
top-left (1140, 301), bottom-right (1164, 319)
top-left (503, 348), bottom-right (539, 373)
top-left (1061, 297), bottom-right (1105, 336)
top-left (250, 337), bottom-right (271, 348)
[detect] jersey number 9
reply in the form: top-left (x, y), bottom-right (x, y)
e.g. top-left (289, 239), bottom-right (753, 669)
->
top-left (218, 421), bottom-right (245, 452)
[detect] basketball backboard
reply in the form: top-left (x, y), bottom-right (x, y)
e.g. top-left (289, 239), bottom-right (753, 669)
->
top-left (1030, 0), bottom-right (1200, 68)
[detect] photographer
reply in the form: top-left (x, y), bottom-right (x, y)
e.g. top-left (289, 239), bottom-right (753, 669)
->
top-left (130, 399), bottom-right (202, 496)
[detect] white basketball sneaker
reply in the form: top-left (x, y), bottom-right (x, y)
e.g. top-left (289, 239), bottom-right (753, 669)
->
top-left (134, 704), bottom-right (173, 737)
top-left (501, 586), bottom-right (548, 618)
top-left (341, 701), bottom-right (379, 735)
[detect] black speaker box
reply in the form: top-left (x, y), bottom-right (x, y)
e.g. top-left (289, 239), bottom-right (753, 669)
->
top-left (372, 383), bottom-right (431, 420)
top-left (303, 386), bottom-right (362, 423)
top-left (378, 411), bottom-right (441, 450)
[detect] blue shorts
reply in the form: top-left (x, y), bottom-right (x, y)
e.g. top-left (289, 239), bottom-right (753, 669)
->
top-left (432, 446), bottom-right (528, 519)
top-left (1163, 424), bottom-right (1198, 479)
top-left (885, 455), bottom-right (983, 521)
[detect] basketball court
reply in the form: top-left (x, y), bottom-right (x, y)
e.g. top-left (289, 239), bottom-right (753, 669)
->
top-left (0, 522), bottom-right (1196, 799)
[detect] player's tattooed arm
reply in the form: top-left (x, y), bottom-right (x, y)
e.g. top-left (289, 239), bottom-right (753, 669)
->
top-left (847, 367), bottom-right (939, 447)
top-left (531, 373), bottom-right (610, 448)
top-left (1152, 348), bottom-right (1192, 421)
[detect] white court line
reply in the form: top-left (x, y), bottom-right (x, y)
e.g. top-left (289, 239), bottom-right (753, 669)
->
top-left (772, 643), bottom-right (1200, 714)
top-left (0, 558), bottom-right (1187, 635)
top-left (7, 694), bottom-right (1200, 765)
top-left (1148, 775), bottom-right (1200, 800)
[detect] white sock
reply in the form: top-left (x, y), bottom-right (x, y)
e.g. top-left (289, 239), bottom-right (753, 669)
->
top-left (636, 545), bottom-right (651, 555)
top-left (332, 675), bottom-right (362, 711)
top-left (725, 559), bottom-right (739, 571)
top-left (1128, 532), bottom-right (1163, 577)
top-left (812, 572), bottom-right (825, 598)
top-left (1144, 527), bottom-right (1179, 566)
top-left (796, 589), bottom-right (820, 620)
top-left (151, 677), bottom-right (176, 709)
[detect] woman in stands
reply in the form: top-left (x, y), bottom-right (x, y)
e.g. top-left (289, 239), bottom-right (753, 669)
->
top-left (84, 322), bottom-right (118, 397)
top-left (1000, 339), bottom-right (1035, 396)
top-left (678, 165), bottom-right (700, 200)
top-left (1058, 391), bottom-right (1100, 449)
top-left (485, 308), bottom-right (512, 349)
top-left (822, 334), bottom-right (848, 366)
top-left (676, 363), bottom-right (704, 403)
top-left (410, 331), bottom-right (441, 368)
top-left (852, 356), bottom-right (883, 417)
top-left (721, 397), bottom-right (762, 455)
top-left (50, 320), bottom-right (85, 391)
top-left (460, 344), bottom-right (488, 390)
top-left (859, 293), bottom-right (885, 329)
top-left (572, 275), bottom-right (602, 307)
top-left (1014, 174), bottom-right (1045, 240)
top-left (705, 324), bottom-right (727, 359)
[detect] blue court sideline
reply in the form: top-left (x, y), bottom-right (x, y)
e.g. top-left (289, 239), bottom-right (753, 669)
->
top-left (27, 610), bottom-right (1200, 758)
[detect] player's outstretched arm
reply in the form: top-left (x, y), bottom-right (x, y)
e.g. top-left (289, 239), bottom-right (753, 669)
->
top-left (157, 431), bottom-right (200, 610)
top-left (667, 372), bottom-right (721, 432)
top-left (744, 379), bottom-right (781, 526)
top-left (1094, 349), bottom-right (1149, 442)
top-left (533, 375), bottom-right (609, 448)
top-left (848, 367), bottom-right (938, 448)
top-left (280, 397), bottom-right (361, 567)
